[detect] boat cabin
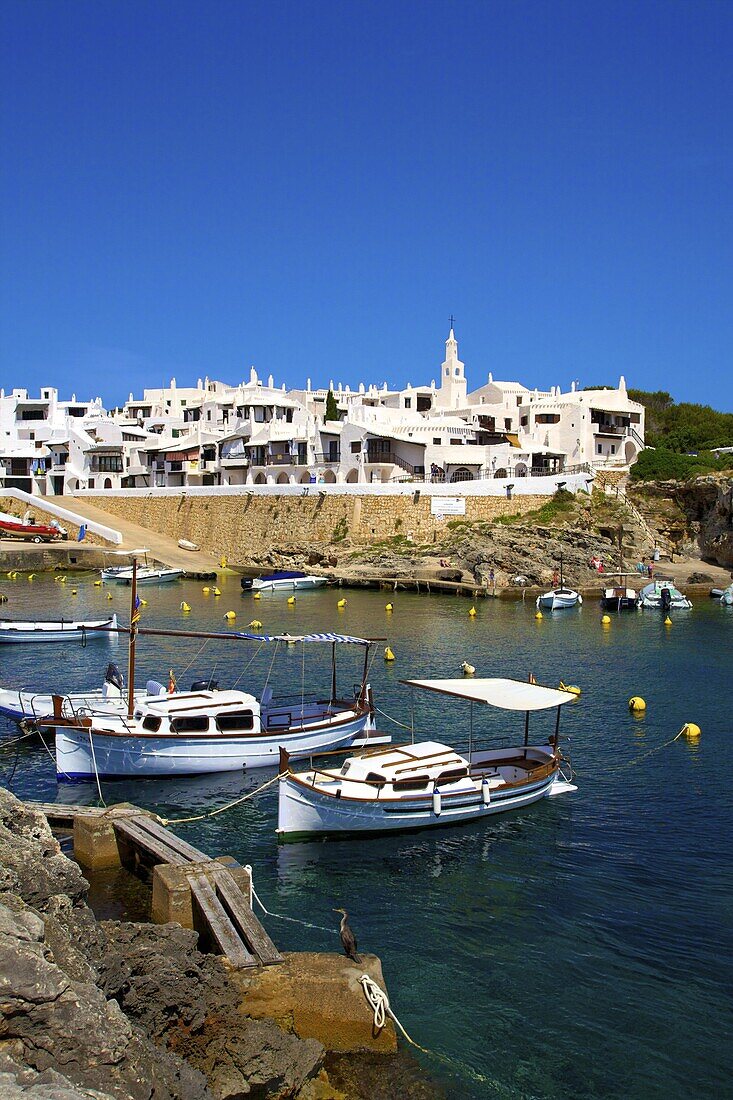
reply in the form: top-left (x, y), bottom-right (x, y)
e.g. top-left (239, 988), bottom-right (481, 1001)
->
top-left (131, 690), bottom-right (261, 736)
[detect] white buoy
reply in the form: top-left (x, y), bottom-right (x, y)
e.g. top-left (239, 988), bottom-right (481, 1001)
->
top-left (432, 788), bottom-right (442, 816)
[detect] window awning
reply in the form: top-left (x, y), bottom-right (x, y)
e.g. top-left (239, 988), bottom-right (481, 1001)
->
top-left (400, 678), bottom-right (577, 710)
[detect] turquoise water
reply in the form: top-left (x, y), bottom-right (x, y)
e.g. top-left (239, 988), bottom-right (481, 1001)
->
top-left (1, 573), bottom-right (732, 1098)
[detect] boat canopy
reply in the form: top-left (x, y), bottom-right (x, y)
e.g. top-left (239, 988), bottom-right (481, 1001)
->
top-left (400, 677), bottom-right (577, 711)
top-left (234, 631), bottom-right (376, 646)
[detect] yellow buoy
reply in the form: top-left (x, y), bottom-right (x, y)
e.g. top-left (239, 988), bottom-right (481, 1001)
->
top-left (535, 610), bottom-right (543, 620)
top-left (384, 646), bottom-right (395, 662)
top-left (71, 589), bottom-right (77, 595)
top-left (385, 603), bottom-right (393, 612)
top-left (629, 696), bottom-right (646, 713)
top-left (468, 606), bottom-right (477, 617)
top-left (180, 601), bottom-right (191, 612)
top-left (213, 587), bottom-right (221, 596)
top-left (249, 619), bottom-right (263, 629)
top-left (202, 586), bottom-right (210, 594)
top-left (559, 681), bottom-right (581, 696)
top-left (140, 598), bottom-right (148, 606)
top-left (224, 610), bottom-right (236, 620)
top-left (59, 576), bottom-right (66, 583)
top-left (461, 661), bottom-right (476, 676)
top-left (28, 574), bottom-right (36, 581)
top-left (287, 596), bottom-right (296, 605)
top-left (601, 614), bottom-right (611, 625)
top-left (337, 598), bottom-right (347, 608)
top-left (107, 593), bottom-right (113, 600)
top-left (664, 616), bottom-right (672, 626)
top-left (253, 591), bottom-right (261, 600)
top-left (94, 580), bottom-right (102, 587)
top-left (680, 722), bottom-right (701, 741)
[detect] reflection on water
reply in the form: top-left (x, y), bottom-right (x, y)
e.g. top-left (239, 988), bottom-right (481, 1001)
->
top-left (1, 575), bottom-right (732, 1098)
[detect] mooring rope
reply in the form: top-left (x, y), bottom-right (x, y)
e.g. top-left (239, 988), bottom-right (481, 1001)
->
top-left (250, 882), bottom-right (337, 936)
top-left (157, 770), bottom-right (285, 826)
top-left (610, 726), bottom-right (688, 773)
top-left (0, 727), bottom-right (41, 750)
top-left (373, 703), bottom-right (418, 732)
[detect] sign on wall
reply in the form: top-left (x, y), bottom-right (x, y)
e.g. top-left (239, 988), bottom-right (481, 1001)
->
top-left (430, 496), bottom-right (466, 518)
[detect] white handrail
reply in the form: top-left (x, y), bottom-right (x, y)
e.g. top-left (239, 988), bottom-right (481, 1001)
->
top-left (0, 487), bottom-right (122, 544)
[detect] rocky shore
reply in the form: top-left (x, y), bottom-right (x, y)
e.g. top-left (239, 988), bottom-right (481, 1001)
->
top-left (0, 789), bottom-right (437, 1099)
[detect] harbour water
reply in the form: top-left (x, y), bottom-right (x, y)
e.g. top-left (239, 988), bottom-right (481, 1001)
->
top-left (1, 573), bottom-right (731, 1098)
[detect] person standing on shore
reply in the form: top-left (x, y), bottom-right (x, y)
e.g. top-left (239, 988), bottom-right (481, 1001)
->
top-left (488, 568), bottom-right (495, 595)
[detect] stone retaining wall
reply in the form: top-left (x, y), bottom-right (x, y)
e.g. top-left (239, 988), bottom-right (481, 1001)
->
top-left (86, 492), bottom-right (548, 563)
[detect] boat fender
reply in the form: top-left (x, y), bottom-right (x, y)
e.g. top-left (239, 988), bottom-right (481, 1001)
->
top-left (481, 777), bottom-right (491, 806)
top-left (432, 788), bottom-right (442, 815)
top-left (681, 722), bottom-right (701, 741)
top-left (384, 646), bottom-right (395, 662)
top-left (628, 696), bottom-right (646, 713)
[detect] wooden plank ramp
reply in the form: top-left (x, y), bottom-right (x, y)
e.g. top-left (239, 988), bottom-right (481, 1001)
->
top-left (187, 870), bottom-right (258, 968)
top-left (112, 814), bottom-right (210, 866)
top-left (210, 864), bottom-right (283, 966)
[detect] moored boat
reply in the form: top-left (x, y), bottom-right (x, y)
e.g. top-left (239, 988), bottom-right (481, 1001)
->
top-left (277, 677), bottom-right (578, 841)
top-left (600, 585), bottom-right (638, 611)
top-left (536, 554), bottom-right (582, 610)
top-left (0, 614), bottom-right (117, 644)
top-left (241, 570), bottom-right (328, 593)
top-left (637, 580), bottom-right (692, 610)
top-left (177, 539), bottom-right (200, 552)
top-left (0, 664), bottom-right (156, 725)
top-left (102, 565), bottom-right (184, 584)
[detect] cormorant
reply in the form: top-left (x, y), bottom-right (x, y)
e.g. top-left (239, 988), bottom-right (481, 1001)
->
top-left (333, 908), bottom-right (361, 963)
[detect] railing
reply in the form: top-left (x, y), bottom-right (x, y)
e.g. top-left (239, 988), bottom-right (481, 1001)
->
top-left (265, 454), bottom-right (294, 466)
top-left (366, 451), bottom-right (423, 475)
top-left (313, 451), bottom-right (341, 464)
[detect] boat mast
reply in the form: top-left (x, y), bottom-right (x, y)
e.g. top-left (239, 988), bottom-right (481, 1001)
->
top-left (127, 558), bottom-right (137, 718)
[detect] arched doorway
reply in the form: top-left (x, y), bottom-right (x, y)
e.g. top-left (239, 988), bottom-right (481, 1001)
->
top-left (345, 469), bottom-right (359, 483)
top-left (299, 471), bottom-right (311, 484)
top-left (322, 469), bottom-right (336, 484)
top-left (277, 472), bottom-right (289, 485)
top-left (254, 473), bottom-right (266, 485)
top-left (450, 467), bottom-right (473, 482)
top-left (624, 440), bottom-right (637, 464)
top-left (494, 468), bottom-right (508, 479)
top-left (103, 478), bottom-right (112, 489)
top-left (515, 463), bottom-right (528, 478)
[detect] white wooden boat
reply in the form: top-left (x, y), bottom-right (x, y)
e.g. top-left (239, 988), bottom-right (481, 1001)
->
top-left (0, 664), bottom-right (150, 725)
top-left (241, 571), bottom-right (328, 593)
top-left (536, 555), bottom-right (582, 610)
top-left (0, 614), bottom-right (117, 644)
top-left (52, 681), bottom-right (385, 779)
top-left (102, 565), bottom-right (184, 584)
top-left (277, 678), bottom-right (578, 841)
top-left (536, 588), bottom-right (582, 610)
top-left (178, 539), bottom-right (200, 552)
top-left (719, 584), bottom-right (733, 606)
top-left (637, 580), bottom-right (692, 610)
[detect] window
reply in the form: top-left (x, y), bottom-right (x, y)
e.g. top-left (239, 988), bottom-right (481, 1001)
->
top-left (433, 437), bottom-right (441, 445)
top-left (535, 414), bottom-right (560, 425)
top-left (365, 772), bottom-right (386, 788)
top-left (504, 418), bottom-right (512, 430)
top-left (88, 478), bottom-right (95, 488)
top-left (393, 775), bottom-right (430, 791)
top-left (170, 715), bottom-right (210, 733)
top-left (611, 444), bottom-right (616, 455)
top-left (436, 767), bottom-right (468, 784)
top-left (350, 442), bottom-right (361, 454)
top-left (597, 444), bottom-right (603, 454)
top-left (142, 716), bottom-right (161, 732)
top-left (216, 710), bottom-right (255, 732)
top-left (404, 397), bottom-right (411, 409)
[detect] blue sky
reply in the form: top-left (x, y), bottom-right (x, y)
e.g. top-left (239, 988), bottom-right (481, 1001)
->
top-left (1, 0), bottom-right (731, 409)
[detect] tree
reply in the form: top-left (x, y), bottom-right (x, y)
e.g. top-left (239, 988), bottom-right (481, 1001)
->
top-left (325, 389), bottom-right (339, 422)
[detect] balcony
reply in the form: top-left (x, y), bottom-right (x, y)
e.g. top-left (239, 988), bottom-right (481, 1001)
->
top-left (314, 451), bottom-right (341, 465)
top-left (265, 454), bottom-right (295, 466)
top-left (366, 451), bottom-right (424, 476)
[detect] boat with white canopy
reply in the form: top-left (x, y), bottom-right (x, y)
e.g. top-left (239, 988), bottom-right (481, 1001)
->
top-left (277, 677), bottom-right (578, 840)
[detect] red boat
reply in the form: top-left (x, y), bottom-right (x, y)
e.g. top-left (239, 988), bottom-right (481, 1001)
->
top-left (0, 517), bottom-right (68, 543)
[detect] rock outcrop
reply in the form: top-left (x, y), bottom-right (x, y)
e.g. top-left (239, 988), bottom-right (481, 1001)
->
top-left (0, 788), bottom-right (329, 1100)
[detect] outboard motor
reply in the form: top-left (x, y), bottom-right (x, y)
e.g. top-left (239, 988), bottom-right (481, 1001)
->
top-left (190, 678), bottom-right (219, 691)
top-left (660, 586), bottom-right (672, 613)
top-left (240, 577), bottom-right (254, 590)
top-left (105, 664), bottom-right (124, 690)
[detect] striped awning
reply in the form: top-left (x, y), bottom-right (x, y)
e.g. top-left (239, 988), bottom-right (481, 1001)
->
top-left (234, 631), bottom-right (374, 646)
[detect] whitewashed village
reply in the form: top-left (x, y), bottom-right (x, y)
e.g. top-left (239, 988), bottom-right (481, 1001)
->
top-left (0, 328), bottom-right (645, 497)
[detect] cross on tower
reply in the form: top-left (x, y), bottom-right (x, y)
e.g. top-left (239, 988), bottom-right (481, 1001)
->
top-left (449, 314), bottom-right (455, 331)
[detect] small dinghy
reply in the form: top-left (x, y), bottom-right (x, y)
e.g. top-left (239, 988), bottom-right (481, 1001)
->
top-left (0, 663), bottom-right (148, 724)
top-left (178, 539), bottom-right (200, 552)
top-left (277, 677), bottom-right (578, 841)
top-left (637, 580), bottom-right (692, 610)
top-left (719, 584), bottom-right (733, 606)
top-left (0, 614), bottom-right (117, 644)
